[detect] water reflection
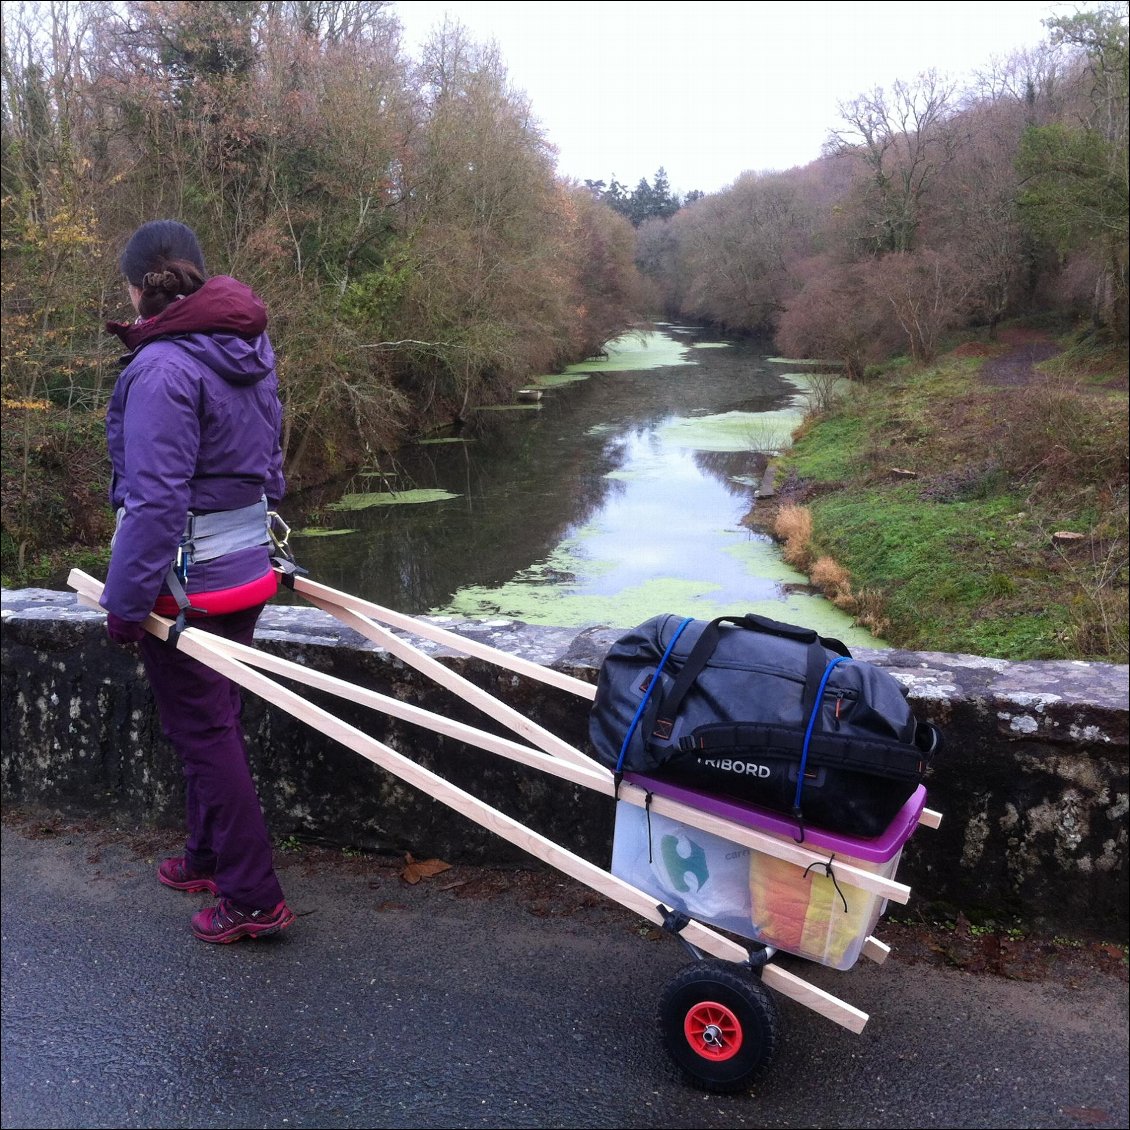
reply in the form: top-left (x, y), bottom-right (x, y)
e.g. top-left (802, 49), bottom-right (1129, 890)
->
top-left (284, 325), bottom-right (881, 645)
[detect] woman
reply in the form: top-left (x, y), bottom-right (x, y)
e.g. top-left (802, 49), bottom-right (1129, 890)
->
top-left (101, 219), bottom-right (294, 944)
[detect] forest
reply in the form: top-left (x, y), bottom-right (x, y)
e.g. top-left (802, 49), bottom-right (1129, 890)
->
top-left (636, 4), bottom-right (1128, 369)
top-left (1, 1), bottom-right (1127, 653)
top-left (1, 1), bottom-right (644, 495)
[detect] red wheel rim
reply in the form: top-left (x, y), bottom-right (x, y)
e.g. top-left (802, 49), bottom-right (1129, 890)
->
top-left (684, 998), bottom-right (743, 1061)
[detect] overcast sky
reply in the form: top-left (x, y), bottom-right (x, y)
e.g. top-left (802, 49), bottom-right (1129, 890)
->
top-left (393, 0), bottom-right (1081, 196)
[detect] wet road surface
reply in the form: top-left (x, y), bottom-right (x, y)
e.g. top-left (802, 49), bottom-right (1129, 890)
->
top-left (2, 815), bottom-right (1126, 1130)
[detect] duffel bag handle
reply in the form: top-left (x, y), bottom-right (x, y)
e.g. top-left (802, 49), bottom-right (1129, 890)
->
top-left (649, 613), bottom-right (851, 742)
top-left (739, 613), bottom-right (850, 657)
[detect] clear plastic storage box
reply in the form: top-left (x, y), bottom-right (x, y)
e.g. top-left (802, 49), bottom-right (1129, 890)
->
top-left (611, 777), bottom-right (927, 971)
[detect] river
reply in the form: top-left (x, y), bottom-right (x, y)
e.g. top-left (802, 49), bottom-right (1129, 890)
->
top-left (282, 323), bottom-right (882, 647)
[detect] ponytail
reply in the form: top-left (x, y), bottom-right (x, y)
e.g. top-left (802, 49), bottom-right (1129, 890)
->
top-left (136, 259), bottom-right (207, 318)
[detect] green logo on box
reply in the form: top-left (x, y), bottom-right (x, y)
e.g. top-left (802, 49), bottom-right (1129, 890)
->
top-left (659, 833), bottom-right (709, 893)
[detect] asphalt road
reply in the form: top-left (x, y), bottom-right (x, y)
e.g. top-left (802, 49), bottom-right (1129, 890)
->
top-left (2, 814), bottom-right (1126, 1130)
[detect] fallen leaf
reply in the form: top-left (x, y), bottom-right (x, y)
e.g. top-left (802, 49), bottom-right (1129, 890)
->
top-left (1060, 1107), bottom-right (1111, 1124)
top-left (401, 854), bottom-right (452, 884)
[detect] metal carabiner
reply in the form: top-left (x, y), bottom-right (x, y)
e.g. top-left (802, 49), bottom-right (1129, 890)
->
top-left (173, 544), bottom-right (189, 585)
top-left (267, 510), bottom-right (298, 564)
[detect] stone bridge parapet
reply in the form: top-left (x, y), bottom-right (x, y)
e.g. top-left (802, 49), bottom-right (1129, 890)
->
top-left (2, 588), bottom-right (1126, 939)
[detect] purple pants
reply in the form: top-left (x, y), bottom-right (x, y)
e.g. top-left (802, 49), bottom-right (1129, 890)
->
top-left (140, 604), bottom-right (285, 911)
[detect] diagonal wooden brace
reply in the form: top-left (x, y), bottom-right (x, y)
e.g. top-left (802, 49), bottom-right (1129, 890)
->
top-left (286, 572), bottom-right (597, 700)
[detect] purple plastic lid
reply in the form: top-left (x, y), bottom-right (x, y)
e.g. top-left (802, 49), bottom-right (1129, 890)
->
top-left (622, 774), bottom-right (927, 863)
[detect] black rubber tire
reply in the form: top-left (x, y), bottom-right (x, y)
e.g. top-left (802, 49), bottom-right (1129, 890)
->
top-left (657, 960), bottom-right (782, 1094)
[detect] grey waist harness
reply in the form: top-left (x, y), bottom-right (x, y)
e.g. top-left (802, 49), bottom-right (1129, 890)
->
top-left (180, 497), bottom-right (272, 563)
top-left (113, 496), bottom-right (272, 565)
top-left (111, 496), bottom-right (300, 643)
top-left (113, 497), bottom-right (273, 623)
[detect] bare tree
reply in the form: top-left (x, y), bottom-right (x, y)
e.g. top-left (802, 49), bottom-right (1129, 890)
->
top-left (825, 70), bottom-right (962, 255)
top-left (775, 258), bottom-right (897, 380)
top-left (669, 170), bottom-right (814, 334)
top-left (867, 249), bottom-right (978, 364)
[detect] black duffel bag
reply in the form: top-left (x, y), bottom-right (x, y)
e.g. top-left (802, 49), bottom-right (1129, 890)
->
top-left (588, 612), bottom-right (941, 839)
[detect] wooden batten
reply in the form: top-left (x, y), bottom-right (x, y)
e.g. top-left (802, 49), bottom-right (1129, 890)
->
top-left (71, 570), bottom-right (916, 904)
top-left (861, 936), bottom-right (891, 965)
top-left (298, 589), bottom-right (600, 772)
top-left (286, 573), bottom-right (597, 701)
top-left (282, 578), bottom-right (939, 893)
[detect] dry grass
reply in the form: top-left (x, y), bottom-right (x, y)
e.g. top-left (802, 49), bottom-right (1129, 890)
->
top-left (772, 511), bottom-right (893, 639)
top-left (773, 503), bottom-right (813, 569)
top-left (810, 555), bottom-right (853, 603)
top-left (995, 373), bottom-right (1127, 487)
top-left (766, 507), bottom-right (876, 635)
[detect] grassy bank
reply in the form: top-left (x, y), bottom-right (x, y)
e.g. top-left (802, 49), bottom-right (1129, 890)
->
top-left (763, 325), bottom-right (1129, 662)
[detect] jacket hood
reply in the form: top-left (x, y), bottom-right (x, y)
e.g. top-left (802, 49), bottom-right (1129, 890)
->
top-left (175, 330), bottom-right (277, 386)
top-left (105, 275), bottom-right (268, 353)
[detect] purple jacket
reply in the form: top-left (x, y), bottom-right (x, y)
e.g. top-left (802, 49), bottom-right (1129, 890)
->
top-left (102, 276), bottom-right (286, 622)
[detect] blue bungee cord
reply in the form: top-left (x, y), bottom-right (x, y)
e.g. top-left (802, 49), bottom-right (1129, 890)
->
top-left (615, 616), bottom-right (695, 780)
top-left (792, 654), bottom-right (852, 831)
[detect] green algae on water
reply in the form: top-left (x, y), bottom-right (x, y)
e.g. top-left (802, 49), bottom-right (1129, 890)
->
top-left (527, 329), bottom-right (698, 388)
top-left (561, 331), bottom-right (695, 375)
top-left (328, 488), bottom-right (461, 511)
top-left (431, 533), bottom-right (884, 647)
top-left (530, 370), bottom-right (593, 388)
top-left (658, 410), bottom-right (799, 453)
top-left (436, 570), bottom-right (882, 645)
top-left (436, 574), bottom-right (729, 630)
top-left (766, 357), bottom-right (844, 367)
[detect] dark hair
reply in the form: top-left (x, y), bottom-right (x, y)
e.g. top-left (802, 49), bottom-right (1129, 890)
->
top-left (134, 260), bottom-right (208, 318)
top-left (120, 220), bottom-right (208, 318)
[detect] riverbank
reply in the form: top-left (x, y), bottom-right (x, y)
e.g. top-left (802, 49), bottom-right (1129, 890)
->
top-left (4, 321), bottom-right (1128, 665)
top-left (746, 323), bottom-right (1129, 663)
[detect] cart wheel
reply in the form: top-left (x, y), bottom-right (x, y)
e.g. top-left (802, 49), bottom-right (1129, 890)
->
top-left (657, 960), bottom-right (781, 1094)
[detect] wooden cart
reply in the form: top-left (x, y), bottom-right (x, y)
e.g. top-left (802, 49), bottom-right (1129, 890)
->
top-left (70, 567), bottom-right (939, 1094)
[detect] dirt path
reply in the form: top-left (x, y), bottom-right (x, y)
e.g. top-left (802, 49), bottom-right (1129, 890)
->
top-left (971, 326), bottom-right (1063, 386)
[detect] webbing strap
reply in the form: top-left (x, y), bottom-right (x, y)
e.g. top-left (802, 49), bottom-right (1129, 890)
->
top-left (615, 616), bottom-right (694, 776)
top-left (653, 613), bottom-right (841, 735)
top-left (793, 655), bottom-right (852, 818)
top-left (162, 564), bottom-right (204, 647)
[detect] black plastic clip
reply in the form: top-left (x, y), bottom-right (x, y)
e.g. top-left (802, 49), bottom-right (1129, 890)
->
top-left (658, 904), bottom-right (692, 936)
top-left (273, 557), bottom-right (309, 590)
top-left (168, 605), bottom-right (205, 648)
top-left (658, 904), bottom-right (708, 962)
